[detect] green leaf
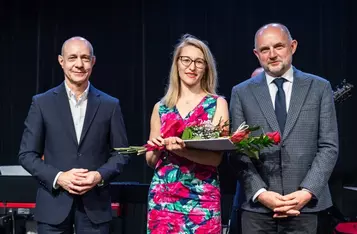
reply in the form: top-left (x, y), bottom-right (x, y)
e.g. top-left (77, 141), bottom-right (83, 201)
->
top-left (181, 128), bottom-right (193, 140)
top-left (250, 144), bottom-right (261, 151)
top-left (243, 148), bottom-right (259, 160)
top-left (248, 125), bottom-right (260, 131)
top-left (166, 169), bottom-right (178, 183)
top-left (113, 146), bottom-right (146, 155)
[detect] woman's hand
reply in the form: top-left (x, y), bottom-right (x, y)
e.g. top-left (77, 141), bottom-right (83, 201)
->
top-left (164, 137), bottom-right (186, 151)
top-left (147, 135), bottom-right (165, 149)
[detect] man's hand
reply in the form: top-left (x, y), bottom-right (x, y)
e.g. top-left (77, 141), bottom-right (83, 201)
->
top-left (274, 190), bottom-right (312, 213)
top-left (69, 171), bottom-right (102, 195)
top-left (257, 191), bottom-right (299, 211)
top-left (56, 168), bottom-right (88, 194)
top-left (273, 209), bottom-right (301, 218)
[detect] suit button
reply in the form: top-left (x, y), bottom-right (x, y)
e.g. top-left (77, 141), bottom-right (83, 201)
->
top-left (77, 153), bottom-right (82, 157)
top-left (281, 144), bottom-right (285, 148)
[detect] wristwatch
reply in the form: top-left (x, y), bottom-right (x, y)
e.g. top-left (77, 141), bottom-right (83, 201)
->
top-left (98, 179), bottom-right (104, 187)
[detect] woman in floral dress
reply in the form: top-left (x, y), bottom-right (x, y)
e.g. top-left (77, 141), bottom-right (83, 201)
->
top-left (145, 34), bottom-right (229, 233)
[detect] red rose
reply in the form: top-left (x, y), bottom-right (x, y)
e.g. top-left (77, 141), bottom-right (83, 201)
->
top-left (266, 131), bottom-right (281, 144)
top-left (230, 130), bottom-right (250, 143)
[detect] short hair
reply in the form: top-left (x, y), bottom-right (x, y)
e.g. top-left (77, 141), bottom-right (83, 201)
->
top-left (61, 36), bottom-right (94, 56)
top-left (254, 23), bottom-right (293, 48)
top-left (161, 34), bottom-right (218, 108)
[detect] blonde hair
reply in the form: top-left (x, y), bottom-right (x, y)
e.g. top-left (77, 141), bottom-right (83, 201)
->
top-left (161, 34), bottom-right (218, 108)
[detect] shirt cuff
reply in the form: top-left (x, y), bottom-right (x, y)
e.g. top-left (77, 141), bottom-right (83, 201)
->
top-left (302, 188), bottom-right (311, 193)
top-left (53, 171), bottom-right (63, 189)
top-left (97, 180), bottom-right (105, 187)
top-left (252, 188), bottom-right (267, 202)
top-left (302, 188), bottom-right (316, 199)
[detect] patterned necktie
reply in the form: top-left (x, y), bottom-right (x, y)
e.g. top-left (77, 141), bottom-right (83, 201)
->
top-left (273, 78), bottom-right (287, 133)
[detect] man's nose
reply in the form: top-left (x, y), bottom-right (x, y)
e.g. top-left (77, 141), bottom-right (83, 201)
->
top-left (269, 48), bottom-right (277, 58)
top-left (75, 58), bottom-right (84, 67)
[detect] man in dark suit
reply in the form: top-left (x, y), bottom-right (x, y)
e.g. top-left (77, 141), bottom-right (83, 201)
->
top-left (229, 23), bottom-right (338, 233)
top-left (18, 36), bottom-right (129, 234)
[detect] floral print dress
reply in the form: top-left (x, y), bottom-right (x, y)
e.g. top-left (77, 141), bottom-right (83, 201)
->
top-left (147, 95), bottom-right (221, 234)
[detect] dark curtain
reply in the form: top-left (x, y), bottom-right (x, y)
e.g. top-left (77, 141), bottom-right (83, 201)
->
top-left (1, 0), bottom-right (356, 231)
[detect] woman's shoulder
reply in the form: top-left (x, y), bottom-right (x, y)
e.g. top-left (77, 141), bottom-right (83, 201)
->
top-left (206, 94), bottom-right (227, 103)
top-left (155, 100), bottom-right (175, 116)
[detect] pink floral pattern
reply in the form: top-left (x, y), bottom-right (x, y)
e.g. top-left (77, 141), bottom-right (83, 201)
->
top-left (147, 95), bottom-right (221, 233)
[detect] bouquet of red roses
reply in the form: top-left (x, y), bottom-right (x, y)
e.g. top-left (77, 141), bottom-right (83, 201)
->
top-left (229, 122), bottom-right (280, 159)
top-left (114, 106), bottom-right (227, 154)
top-left (115, 117), bottom-right (280, 160)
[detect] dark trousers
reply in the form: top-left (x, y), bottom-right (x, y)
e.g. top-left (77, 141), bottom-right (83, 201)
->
top-left (37, 198), bottom-right (110, 234)
top-left (241, 210), bottom-right (318, 234)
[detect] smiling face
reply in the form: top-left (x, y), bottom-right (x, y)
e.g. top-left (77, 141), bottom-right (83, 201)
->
top-left (177, 45), bottom-right (206, 88)
top-left (58, 38), bottom-right (96, 87)
top-left (254, 25), bottom-right (297, 77)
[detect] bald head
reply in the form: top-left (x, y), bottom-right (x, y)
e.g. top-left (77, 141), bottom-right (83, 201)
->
top-left (254, 23), bottom-right (292, 49)
top-left (61, 36), bottom-right (94, 56)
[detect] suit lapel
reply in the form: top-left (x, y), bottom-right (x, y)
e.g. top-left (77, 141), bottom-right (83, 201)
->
top-left (283, 68), bottom-right (312, 139)
top-left (250, 74), bottom-right (281, 133)
top-left (79, 86), bottom-right (101, 146)
top-left (53, 83), bottom-right (78, 146)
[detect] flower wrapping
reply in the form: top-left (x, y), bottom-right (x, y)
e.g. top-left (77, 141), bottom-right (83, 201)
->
top-left (115, 116), bottom-right (280, 160)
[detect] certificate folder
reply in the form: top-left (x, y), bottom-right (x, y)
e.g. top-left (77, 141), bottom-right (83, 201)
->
top-left (184, 137), bottom-right (236, 151)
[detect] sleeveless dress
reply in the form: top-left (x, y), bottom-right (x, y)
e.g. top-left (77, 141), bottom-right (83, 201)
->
top-left (147, 95), bottom-right (221, 234)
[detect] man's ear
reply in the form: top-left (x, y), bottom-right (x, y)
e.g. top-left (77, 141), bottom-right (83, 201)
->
top-left (91, 56), bottom-right (96, 66)
top-left (58, 55), bottom-right (64, 66)
top-left (253, 49), bottom-right (260, 60)
top-left (291, 40), bottom-right (298, 55)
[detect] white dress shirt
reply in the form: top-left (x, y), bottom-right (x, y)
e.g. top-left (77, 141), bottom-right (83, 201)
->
top-left (252, 67), bottom-right (294, 202)
top-left (52, 82), bottom-right (90, 189)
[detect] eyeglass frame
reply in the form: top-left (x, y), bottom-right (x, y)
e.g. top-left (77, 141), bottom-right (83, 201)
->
top-left (178, 56), bottom-right (207, 69)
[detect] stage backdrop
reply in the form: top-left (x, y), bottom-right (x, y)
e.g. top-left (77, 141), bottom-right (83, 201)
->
top-left (0, 0), bottom-right (356, 226)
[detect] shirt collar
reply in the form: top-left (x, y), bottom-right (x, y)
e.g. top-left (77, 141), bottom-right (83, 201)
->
top-left (265, 66), bottom-right (294, 85)
top-left (64, 81), bottom-right (90, 101)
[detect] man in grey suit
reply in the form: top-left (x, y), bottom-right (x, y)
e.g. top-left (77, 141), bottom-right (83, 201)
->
top-left (229, 23), bottom-right (338, 233)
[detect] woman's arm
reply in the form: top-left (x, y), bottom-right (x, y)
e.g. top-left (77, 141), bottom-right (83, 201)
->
top-left (145, 103), bottom-right (163, 168)
top-left (167, 97), bottom-right (230, 167)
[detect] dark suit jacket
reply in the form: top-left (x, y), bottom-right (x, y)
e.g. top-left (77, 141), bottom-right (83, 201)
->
top-left (18, 82), bottom-right (129, 225)
top-left (229, 67), bottom-right (338, 213)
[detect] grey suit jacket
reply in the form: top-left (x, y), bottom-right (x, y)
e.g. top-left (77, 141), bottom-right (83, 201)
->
top-left (229, 67), bottom-right (338, 213)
